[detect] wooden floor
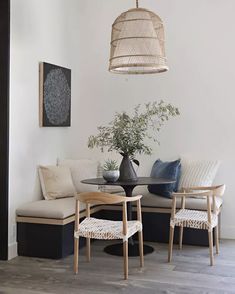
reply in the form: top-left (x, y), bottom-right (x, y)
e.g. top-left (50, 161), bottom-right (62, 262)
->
top-left (0, 240), bottom-right (235, 294)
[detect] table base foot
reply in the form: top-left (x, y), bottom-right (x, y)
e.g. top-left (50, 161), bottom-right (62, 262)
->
top-left (104, 242), bottom-right (154, 257)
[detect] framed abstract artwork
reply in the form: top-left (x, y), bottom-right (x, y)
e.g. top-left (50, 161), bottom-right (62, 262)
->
top-left (39, 62), bottom-right (71, 127)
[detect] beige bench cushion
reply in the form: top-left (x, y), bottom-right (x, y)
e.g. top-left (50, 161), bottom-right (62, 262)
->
top-left (16, 187), bottom-right (223, 221)
top-left (141, 192), bottom-right (223, 211)
top-left (16, 197), bottom-right (85, 220)
top-left (129, 186), bottom-right (223, 211)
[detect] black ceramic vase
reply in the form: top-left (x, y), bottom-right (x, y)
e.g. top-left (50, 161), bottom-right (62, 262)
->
top-left (119, 154), bottom-right (137, 182)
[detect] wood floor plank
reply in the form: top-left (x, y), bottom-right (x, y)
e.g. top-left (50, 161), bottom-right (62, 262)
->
top-left (0, 240), bottom-right (235, 293)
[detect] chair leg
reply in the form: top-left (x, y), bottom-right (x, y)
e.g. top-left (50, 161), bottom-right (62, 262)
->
top-left (123, 241), bottom-right (128, 280)
top-left (215, 226), bottom-right (219, 255)
top-left (218, 213), bottom-right (221, 240)
top-left (168, 226), bottom-right (175, 262)
top-left (138, 231), bottom-right (144, 268)
top-left (74, 237), bottom-right (79, 274)
top-left (179, 226), bottom-right (183, 250)
top-left (86, 238), bottom-right (91, 262)
top-left (208, 230), bottom-right (214, 266)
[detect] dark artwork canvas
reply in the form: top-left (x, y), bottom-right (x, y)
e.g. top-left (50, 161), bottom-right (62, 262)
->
top-left (39, 62), bottom-right (71, 127)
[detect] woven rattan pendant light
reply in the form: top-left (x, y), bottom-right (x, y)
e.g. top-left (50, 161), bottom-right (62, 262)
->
top-left (109, 0), bottom-right (168, 74)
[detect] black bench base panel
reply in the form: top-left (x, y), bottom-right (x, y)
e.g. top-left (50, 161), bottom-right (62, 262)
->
top-left (17, 209), bottom-right (215, 259)
top-left (17, 222), bottom-right (85, 259)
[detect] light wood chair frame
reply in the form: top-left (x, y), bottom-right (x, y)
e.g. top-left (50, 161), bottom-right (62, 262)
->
top-left (74, 192), bottom-right (144, 280)
top-left (168, 185), bottom-right (225, 266)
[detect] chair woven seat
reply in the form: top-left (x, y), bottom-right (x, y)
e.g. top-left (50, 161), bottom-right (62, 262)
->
top-left (171, 209), bottom-right (218, 232)
top-left (168, 185), bottom-right (225, 266)
top-left (75, 217), bottom-right (142, 241)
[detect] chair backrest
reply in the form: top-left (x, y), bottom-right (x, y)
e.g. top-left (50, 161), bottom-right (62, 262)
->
top-left (76, 191), bottom-right (126, 205)
top-left (74, 192), bottom-right (143, 234)
top-left (172, 184), bottom-right (226, 218)
top-left (183, 184), bottom-right (226, 197)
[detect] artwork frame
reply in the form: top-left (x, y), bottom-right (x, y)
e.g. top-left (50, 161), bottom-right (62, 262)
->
top-left (39, 62), bottom-right (71, 127)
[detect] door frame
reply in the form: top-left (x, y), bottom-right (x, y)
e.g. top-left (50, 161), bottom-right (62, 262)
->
top-left (0, 0), bottom-right (10, 260)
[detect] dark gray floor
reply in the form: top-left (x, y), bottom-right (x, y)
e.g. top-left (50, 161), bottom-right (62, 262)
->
top-left (0, 240), bottom-right (235, 294)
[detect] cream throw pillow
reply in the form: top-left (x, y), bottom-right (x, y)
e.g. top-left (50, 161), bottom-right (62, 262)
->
top-left (57, 159), bottom-right (99, 192)
top-left (178, 158), bottom-right (221, 191)
top-left (39, 166), bottom-right (76, 200)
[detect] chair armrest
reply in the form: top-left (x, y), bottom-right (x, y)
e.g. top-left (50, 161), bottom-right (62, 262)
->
top-left (181, 186), bottom-right (214, 191)
top-left (172, 191), bottom-right (211, 198)
top-left (180, 184), bottom-right (225, 197)
top-left (124, 195), bottom-right (142, 203)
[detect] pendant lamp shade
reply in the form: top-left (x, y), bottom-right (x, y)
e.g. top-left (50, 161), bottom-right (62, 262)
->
top-left (109, 6), bottom-right (169, 74)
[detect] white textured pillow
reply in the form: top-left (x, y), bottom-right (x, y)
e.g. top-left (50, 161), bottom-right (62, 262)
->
top-left (39, 166), bottom-right (76, 200)
top-left (178, 158), bottom-right (221, 190)
top-left (58, 159), bottom-right (99, 193)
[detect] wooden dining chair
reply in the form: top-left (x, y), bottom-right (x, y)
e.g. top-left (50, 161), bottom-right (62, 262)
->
top-left (168, 184), bottom-right (225, 266)
top-left (74, 192), bottom-right (144, 279)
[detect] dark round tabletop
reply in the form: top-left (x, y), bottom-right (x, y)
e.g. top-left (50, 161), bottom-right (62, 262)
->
top-left (81, 177), bottom-right (175, 186)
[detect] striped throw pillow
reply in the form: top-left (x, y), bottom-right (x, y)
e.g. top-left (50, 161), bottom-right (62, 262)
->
top-left (178, 159), bottom-right (221, 191)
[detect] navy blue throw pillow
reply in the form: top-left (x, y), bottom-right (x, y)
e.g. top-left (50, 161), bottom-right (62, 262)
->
top-left (148, 159), bottom-right (181, 198)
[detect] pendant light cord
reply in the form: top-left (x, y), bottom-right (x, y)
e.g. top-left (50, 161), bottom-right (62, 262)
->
top-left (136, 0), bottom-right (139, 8)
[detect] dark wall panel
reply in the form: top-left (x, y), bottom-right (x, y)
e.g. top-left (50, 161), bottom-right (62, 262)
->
top-left (0, 0), bottom-right (10, 260)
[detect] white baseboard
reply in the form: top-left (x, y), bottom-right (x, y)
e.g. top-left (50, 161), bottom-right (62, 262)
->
top-left (8, 242), bottom-right (18, 260)
top-left (221, 226), bottom-right (235, 240)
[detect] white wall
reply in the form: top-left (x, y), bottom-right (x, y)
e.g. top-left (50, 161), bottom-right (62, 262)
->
top-left (9, 0), bottom-right (235, 258)
top-left (75, 0), bottom-right (235, 239)
top-left (9, 0), bottom-right (86, 258)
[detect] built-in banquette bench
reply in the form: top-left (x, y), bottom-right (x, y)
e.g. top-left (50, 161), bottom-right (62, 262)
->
top-left (16, 186), bottom-right (223, 259)
top-left (16, 198), bottom-right (101, 259)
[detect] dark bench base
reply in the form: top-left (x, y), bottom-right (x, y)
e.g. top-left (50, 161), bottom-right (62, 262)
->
top-left (17, 209), bottom-right (216, 259)
top-left (17, 221), bottom-right (86, 259)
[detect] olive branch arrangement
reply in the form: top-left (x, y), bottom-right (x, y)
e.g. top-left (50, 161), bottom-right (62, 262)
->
top-left (88, 101), bottom-right (180, 165)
